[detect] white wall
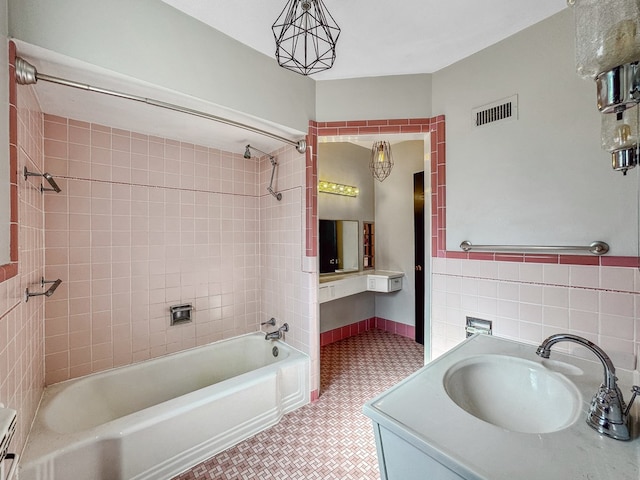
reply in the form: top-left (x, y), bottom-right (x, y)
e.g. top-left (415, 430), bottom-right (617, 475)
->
top-left (319, 293), bottom-right (375, 333)
top-left (375, 141), bottom-right (425, 326)
top-left (433, 9), bottom-right (637, 256)
top-left (8, 0), bottom-right (315, 133)
top-left (0, 0), bottom-right (9, 265)
top-left (316, 74), bottom-right (432, 121)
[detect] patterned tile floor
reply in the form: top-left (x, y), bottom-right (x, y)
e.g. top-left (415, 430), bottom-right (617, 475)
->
top-left (173, 329), bottom-right (424, 480)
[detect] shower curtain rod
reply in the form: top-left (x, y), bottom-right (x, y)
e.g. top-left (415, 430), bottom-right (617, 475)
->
top-left (14, 57), bottom-right (307, 154)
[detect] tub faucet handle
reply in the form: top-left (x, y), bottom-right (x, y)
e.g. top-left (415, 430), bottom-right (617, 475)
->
top-left (261, 318), bottom-right (276, 327)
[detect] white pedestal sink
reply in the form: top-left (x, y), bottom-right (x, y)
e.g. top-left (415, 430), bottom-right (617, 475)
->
top-left (363, 334), bottom-right (640, 480)
top-left (443, 354), bottom-right (581, 434)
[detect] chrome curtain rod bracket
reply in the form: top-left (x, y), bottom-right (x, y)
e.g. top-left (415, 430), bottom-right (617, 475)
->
top-left (15, 57), bottom-right (307, 154)
top-left (459, 240), bottom-right (610, 256)
top-left (24, 167), bottom-right (61, 193)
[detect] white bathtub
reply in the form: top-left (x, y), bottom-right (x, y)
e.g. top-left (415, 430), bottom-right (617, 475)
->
top-left (19, 332), bottom-right (309, 480)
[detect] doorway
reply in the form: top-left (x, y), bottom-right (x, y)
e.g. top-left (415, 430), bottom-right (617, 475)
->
top-left (414, 172), bottom-right (425, 345)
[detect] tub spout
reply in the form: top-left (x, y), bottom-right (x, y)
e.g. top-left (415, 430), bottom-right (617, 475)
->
top-left (536, 333), bottom-right (638, 441)
top-left (265, 323), bottom-right (289, 340)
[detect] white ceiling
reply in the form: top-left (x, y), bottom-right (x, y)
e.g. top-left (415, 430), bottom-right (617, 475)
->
top-left (18, 1), bottom-right (569, 154)
top-left (160, 0), bottom-right (568, 80)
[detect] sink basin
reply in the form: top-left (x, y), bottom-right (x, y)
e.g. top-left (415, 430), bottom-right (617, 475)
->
top-left (443, 354), bottom-right (581, 434)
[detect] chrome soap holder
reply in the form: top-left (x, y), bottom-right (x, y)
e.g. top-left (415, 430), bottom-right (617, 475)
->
top-left (170, 304), bottom-right (193, 325)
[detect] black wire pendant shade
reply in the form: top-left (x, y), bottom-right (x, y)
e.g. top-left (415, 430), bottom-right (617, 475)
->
top-left (272, 0), bottom-right (341, 76)
top-left (370, 141), bottom-right (394, 182)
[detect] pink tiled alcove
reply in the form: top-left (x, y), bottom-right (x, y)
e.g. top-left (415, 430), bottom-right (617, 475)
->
top-left (41, 114), bottom-right (313, 386)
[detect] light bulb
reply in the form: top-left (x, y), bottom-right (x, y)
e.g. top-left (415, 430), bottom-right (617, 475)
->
top-left (614, 123), bottom-right (633, 148)
top-left (602, 106), bottom-right (639, 152)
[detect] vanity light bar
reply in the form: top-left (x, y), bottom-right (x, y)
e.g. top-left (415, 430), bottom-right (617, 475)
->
top-left (318, 180), bottom-right (359, 197)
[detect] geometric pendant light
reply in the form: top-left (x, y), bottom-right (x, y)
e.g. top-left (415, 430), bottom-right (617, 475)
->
top-left (272, 0), bottom-right (341, 76)
top-left (369, 141), bottom-right (394, 182)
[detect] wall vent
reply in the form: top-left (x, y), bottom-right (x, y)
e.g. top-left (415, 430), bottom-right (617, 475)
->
top-left (472, 95), bottom-right (518, 128)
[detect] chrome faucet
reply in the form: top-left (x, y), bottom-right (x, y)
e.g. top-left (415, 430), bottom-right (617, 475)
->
top-left (265, 323), bottom-right (289, 340)
top-left (536, 333), bottom-right (639, 441)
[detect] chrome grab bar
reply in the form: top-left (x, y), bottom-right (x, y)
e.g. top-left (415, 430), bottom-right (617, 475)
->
top-left (459, 240), bottom-right (609, 256)
top-left (25, 277), bottom-right (62, 302)
top-left (24, 167), bottom-right (61, 193)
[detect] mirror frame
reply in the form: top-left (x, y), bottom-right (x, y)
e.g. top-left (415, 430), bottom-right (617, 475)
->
top-left (1, 40), bottom-right (18, 283)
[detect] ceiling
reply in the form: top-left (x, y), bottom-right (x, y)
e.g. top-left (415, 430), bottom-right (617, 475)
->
top-left (18, 1), bottom-right (568, 154)
top-left (159, 0), bottom-right (568, 80)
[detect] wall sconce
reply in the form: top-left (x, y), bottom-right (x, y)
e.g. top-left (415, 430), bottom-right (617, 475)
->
top-left (370, 141), bottom-right (393, 182)
top-left (570, 0), bottom-right (640, 174)
top-left (318, 180), bottom-right (359, 197)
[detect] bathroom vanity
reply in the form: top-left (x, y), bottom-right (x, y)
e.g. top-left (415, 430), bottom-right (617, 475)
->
top-left (318, 270), bottom-right (403, 303)
top-left (363, 334), bottom-right (640, 480)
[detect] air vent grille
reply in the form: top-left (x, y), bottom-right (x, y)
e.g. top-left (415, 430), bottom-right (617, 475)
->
top-left (472, 95), bottom-right (518, 128)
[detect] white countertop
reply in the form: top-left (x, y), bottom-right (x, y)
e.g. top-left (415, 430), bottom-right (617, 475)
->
top-left (363, 334), bottom-right (640, 480)
top-left (319, 270), bottom-right (403, 284)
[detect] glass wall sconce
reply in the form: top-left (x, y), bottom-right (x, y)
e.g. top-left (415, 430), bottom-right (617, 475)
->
top-left (570, 0), bottom-right (640, 174)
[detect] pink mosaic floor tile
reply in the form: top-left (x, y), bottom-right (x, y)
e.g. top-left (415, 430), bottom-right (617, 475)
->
top-left (173, 329), bottom-right (424, 479)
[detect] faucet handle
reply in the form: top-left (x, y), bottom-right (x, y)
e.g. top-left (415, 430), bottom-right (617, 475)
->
top-left (624, 385), bottom-right (640, 417)
top-left (261, 318), bottom-right (276, 326)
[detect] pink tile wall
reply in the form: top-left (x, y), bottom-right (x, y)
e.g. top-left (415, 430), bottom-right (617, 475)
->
top-left (308, 118), bottom-right (436, 258)
top-left (258, 144), bottom-right (316, 391)
top-left (0, 77), bottom-right (46, 456)
top-left (431, 258), bottom-right (640, 369)
top-left (320, 317), bottom-right (415, 347)
top-left (43, 115), bottom-right (264, 384)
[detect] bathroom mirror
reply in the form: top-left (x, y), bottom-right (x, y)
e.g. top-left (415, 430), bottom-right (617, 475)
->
top-left (319, 219), bottom-right (359, 274)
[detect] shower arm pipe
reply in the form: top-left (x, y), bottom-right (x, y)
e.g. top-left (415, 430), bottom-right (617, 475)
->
top-left (267, 158), bottom-right (281, 201)
top-left (245, 144), bottom-right (282, 201)
top-left (15, 57), bottom-right (307, 154)
top-left (459, 240), bottom-right (610, 256)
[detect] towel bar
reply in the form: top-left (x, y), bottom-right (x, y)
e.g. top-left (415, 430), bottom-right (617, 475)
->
top-left (24, 167), bottom-right (61, 193)
top-left (459, 240), bottom-right (609, 256)
top-left (25, 277), bottom-right (62, 302)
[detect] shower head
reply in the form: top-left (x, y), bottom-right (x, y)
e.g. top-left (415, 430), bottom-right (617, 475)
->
top-left (243, 144), bottom-right (273, 160)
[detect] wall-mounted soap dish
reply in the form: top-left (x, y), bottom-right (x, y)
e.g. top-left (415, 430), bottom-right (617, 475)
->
top-left (169, 304), bottom-right (193, 326)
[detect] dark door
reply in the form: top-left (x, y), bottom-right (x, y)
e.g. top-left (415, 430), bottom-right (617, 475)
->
top-left (319, 220), bottom-right (338, 274)
top-left (414, 172), bottom-right (425, 345)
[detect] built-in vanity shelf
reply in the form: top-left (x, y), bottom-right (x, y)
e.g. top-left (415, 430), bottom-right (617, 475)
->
top-left (319, 270), bottom-right (403, 303)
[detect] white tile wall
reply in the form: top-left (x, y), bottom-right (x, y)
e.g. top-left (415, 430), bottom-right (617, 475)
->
top-left (431, 257), bottom-right (640, 370)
